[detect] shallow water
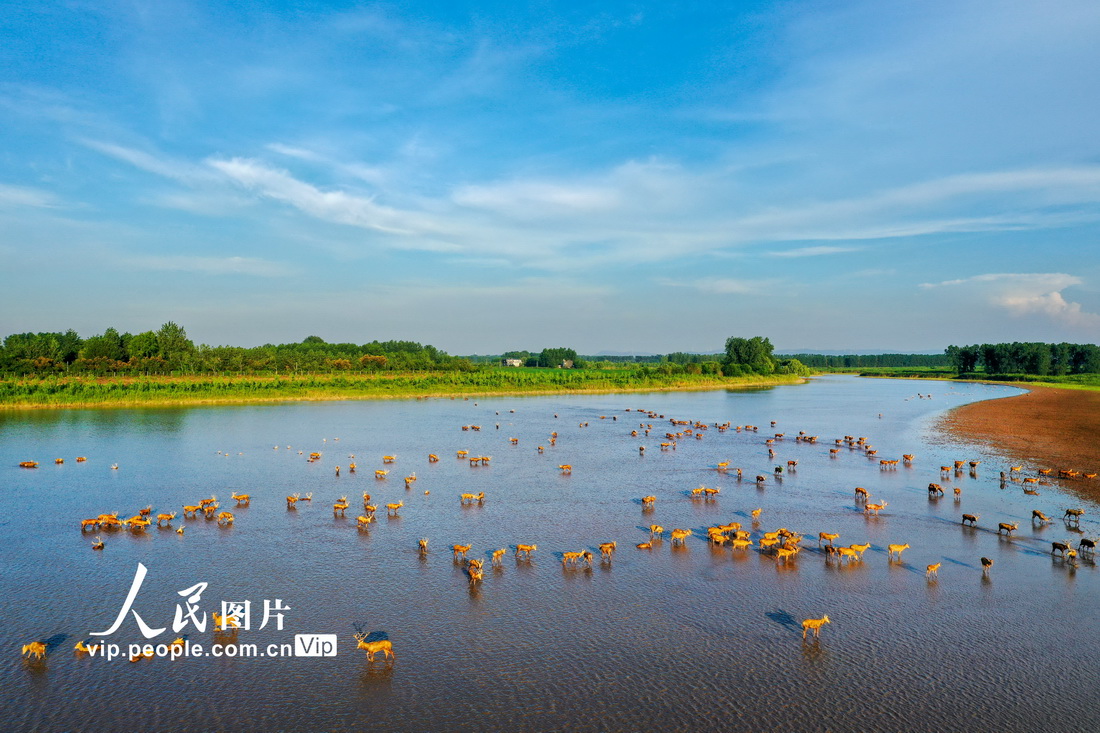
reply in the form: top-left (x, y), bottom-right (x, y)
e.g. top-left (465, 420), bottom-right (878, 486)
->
top-left (2, 375), bottom-right (1098, 732)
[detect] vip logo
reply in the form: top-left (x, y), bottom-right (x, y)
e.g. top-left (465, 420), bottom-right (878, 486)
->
top-left (294, 634), bottom-right (338, 657)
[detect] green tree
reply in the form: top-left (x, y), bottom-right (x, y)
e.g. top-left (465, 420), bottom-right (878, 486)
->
top-left (945, 344), bottom-right (980, 373)
top-left (538, 347), bottom-right (579, 368)
top-left (156, 322), bottom-right (195, 370)
top-left (723, 336), bottom-right (775, 374)
top-left (776, 358), bottom-right (810, 376)
top-left (1071, 344), bottom-right (1100, 374)
top-left (57, 329), bottom-right (83, 364)
top-left (81, 327), bottom-right (124, 361)
top-left (128, 331), bottom-right (160, 359)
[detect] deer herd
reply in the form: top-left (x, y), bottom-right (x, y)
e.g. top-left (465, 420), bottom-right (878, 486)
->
top-left (25, 401), bottom-right (1098, 665)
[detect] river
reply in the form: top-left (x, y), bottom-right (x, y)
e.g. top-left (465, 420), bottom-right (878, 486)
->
top-left (2, 375), bottom-right (1095, 732)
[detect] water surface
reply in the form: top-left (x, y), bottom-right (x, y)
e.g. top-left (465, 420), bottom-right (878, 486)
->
top-left (2, 376), bottom-right (1096, 732)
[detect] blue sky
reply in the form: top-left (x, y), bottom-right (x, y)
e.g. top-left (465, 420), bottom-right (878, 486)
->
top-left (2, 0), bottom-right (1099, 354)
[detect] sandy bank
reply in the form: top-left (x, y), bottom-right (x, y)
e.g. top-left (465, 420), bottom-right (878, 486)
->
top-left (938, 384), bottom-right (1100, 495)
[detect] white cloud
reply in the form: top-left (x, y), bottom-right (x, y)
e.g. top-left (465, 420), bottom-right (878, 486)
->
top-left (996, 290), bottom-right (1100, 328)
top-left (919, 272), bottom-right (1100, 330)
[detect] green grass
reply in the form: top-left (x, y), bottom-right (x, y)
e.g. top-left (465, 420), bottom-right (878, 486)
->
top-left (856, 368), bottom-right (1100, 391)
top-left (0, 369), bottom-right (807, 408)
top-left (975, 373), bottom-right (1100, 391)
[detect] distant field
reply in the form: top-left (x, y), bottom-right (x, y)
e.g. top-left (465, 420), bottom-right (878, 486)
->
top-left (0, 369), bottom-right (806, 408)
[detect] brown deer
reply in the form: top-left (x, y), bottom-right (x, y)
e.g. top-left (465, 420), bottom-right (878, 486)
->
top-left (562, 551), bottom-right (586, 566)
top-left (887, 543), bottom-right (910, 559)
top-left (849, 543), bottom-right (871, 559)
top-left (353, 633), bottom-right (394, 662)
top-left (864, 501), bottom-right (888, 516)
top-left (22, 641), bottom-right (47, 660)
top-left (801, 615), bottom-right (831, 639)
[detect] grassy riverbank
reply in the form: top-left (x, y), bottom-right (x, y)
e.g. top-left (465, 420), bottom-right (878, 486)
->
top-left (0, 370), bottom-right (806, 409)
top-left (855, 367), bottom-right (1100, 391)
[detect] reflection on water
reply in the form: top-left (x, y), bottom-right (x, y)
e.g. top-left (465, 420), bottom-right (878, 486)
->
top-left (0, 404), bottom-right (191, 436)
top-left (5, 375), bottom-right (1100, 732)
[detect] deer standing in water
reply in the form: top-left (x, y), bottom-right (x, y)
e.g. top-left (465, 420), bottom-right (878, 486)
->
top-left (801, 615), bottom-right (831, 639)
top-left (353, 633), bottom-right (394, 662)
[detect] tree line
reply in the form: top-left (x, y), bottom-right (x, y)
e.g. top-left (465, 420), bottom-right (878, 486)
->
top-left (493, 340), bottom-right (811, 376)
top-left (2, 325), bottom-right (819, 379)
top-left (499, 348), bottom-right (584, 368)
top-left (777, 353), bottom-right (950, 369)
top-left (945, 342), bottom-right (1100, 376)
top-left (0, 324), bottom-right (473, 375)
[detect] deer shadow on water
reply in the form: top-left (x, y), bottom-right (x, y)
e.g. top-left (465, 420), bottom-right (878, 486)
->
top-left (765, 609), bottom-right (802, 635)
top-left (352, 623), bottom-right (390, 645)
top-left (41, 633), bottom-right (70, 654)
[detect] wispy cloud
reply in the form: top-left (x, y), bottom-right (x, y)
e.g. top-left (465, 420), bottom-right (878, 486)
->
top-left (208, 156), bottom-right (442, 241)
top-left (919, 273), bottom-right (1081, 290)
top-left (80, 135), bottom-right (1100, 275)
top-left (452, 180), bottom-right (622, 214)
top-left (0, 184), bottom-right (60, 209)
top-left (767, 245), bottom-right (860, 258)
top-left (660, 276), bottom-right (773, 295)
top-left (265, 143), bottom-right (389, 185)
top-left (80, 139), bottom-right (218, 184)
top-left (127, 254), bottom-right (293, 277)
